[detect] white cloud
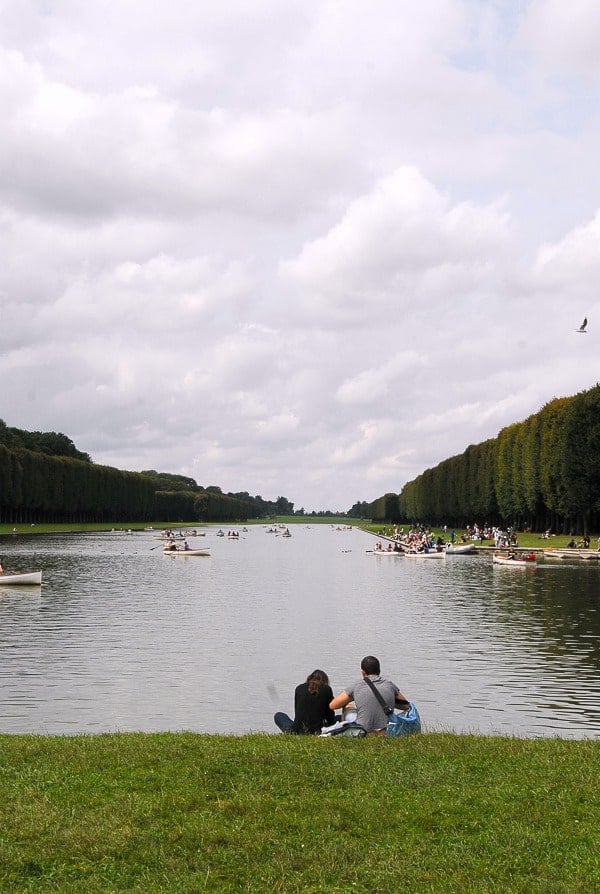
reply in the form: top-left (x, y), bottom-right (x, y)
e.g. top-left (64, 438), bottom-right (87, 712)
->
top-left (281, 167), bottom-right (510, 327)
top-left (1, 1), bottom-right (600, 511)
top-left (515, 0), bottom-right (600, 78)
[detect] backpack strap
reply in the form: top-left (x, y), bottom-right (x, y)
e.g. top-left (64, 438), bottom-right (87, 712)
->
top-left (363, 676), bottom-right (393, 716)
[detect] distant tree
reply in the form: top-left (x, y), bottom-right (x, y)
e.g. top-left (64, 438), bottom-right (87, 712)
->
top-left (0, 421), bottom-right (91, 462)
top-left (560, 386), bottom-right (600, 534)
top-left (141, 471), bottom-right (198, 491)
top-left (275, 495), bottom-right (294, 515)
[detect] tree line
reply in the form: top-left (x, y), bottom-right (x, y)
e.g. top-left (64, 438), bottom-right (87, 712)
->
top-left (363, 383), bottom-right (600, 534)
top-left (0, 422), bottom-right (294, 524)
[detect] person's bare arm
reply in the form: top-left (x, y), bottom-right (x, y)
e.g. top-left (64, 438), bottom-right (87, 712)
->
top-left (330, 691), bottom-right (351, 711)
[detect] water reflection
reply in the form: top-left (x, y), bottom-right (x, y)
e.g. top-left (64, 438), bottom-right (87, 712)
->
top-left (0, 528), bottom-right (599, 738)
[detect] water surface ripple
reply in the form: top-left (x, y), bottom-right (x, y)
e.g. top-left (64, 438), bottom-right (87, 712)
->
top-left (1, 527), bottom-right (599, 738)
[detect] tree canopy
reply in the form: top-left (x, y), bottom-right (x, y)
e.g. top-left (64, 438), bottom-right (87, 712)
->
top-left (364, 383), bottom-right (600, 534)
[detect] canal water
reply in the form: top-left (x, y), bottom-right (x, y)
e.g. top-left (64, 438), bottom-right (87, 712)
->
top-left (1, 526), bottom-right (599, 738)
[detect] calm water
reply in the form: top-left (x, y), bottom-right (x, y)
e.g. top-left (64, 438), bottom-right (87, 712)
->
top-left (1, 526), bottom-right (599, 738)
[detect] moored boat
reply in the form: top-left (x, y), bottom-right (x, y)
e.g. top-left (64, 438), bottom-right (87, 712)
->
top-left (0, 570), bottom-right (43, 585)
top-left (544, 548), bottom-right (600, 560)
top-left (371, 548), bottom-right (403, 555)
top-left (445, 544), bottom-right (477, 555)
top-left (492, 552), bottom-right (535, 566)
top-left (404, 550), bottom-right (445, 559)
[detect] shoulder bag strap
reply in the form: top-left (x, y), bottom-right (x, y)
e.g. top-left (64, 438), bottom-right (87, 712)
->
top-left (363, 676), bottom-right (393, 715)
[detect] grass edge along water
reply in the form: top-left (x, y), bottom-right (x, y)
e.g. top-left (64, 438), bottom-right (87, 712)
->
top-left (1, 731), bottom-right (599, 892)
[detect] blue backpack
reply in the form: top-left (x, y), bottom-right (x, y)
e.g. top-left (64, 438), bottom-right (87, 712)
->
top-left (386, 702), bottom-right (421, 737)
top-left (364, 677), bottom-right (422, 737)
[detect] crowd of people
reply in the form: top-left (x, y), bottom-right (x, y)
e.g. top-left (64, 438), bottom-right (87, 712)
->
top-left (379, 523), bottom-right (522, 550)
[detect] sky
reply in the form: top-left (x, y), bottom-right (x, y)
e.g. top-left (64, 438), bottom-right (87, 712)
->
top-left (1, 1), bottom-right (599, 513)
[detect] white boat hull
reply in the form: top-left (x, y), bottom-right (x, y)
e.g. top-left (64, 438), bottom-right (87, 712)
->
top-left (404, 551), bottom-right (446, 559)
top-left (0, 570), bottom-right (42, 585)
top-left (492, 554), bottom-right (534, 566)
top-left (545, 549), bottom-right (600, 560)
top-left (445, 544), bottom-right (477, 554)
top-left (163, 547), bottom-right (211, 556)
top-left (371, 549), bottom-right (403, 556)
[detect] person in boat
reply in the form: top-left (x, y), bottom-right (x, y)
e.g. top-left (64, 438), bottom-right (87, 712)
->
top-left (0, 561), bottom-right (3, 573)
top-left (183, 540), bottom-right (190, 551)
top-left (329, 656), bottom-right (409, 736)
top-left (274, 669), bottom-right (336, 734)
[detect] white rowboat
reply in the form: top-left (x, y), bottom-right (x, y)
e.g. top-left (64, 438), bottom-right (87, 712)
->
top-left (0, 570), bottom-right (43, 585)
top-left (492, 553), bottom-right (535, 566)
top-left (371, 549), bottom-right (403, 556)
top-left (544, 549), bottom-right (600, 560)
top-left (163, 547), bottom-right (211, 556)
top-left (404, 551), bottom-right (446, 559)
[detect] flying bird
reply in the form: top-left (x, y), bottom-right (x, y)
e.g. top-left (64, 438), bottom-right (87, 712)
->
top-left (576, 317), bottom-right (588, 333)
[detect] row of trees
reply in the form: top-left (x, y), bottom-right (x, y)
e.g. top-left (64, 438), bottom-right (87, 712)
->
top-left (365, 383), bottom-right (600, 534)
top-left (0, 420), bottom-right (91, 462)
top-left (0, 429), bottom-right (295, 524)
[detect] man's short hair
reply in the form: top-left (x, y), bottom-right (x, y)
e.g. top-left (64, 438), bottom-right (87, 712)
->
top-left (361, 655), bottom-right (380, 675)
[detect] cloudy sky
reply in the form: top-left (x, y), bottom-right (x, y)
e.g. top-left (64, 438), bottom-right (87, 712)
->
top-left (1, 1), bottom-right (599, 512)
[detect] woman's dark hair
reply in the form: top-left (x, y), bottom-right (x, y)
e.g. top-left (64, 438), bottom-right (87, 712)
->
top-left (361, 655), bottom-right (381, 676)
top-left (307, 669), bottom-right (329, 695)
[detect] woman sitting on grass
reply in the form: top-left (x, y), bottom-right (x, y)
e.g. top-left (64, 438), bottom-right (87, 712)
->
top-left (274, 669), bottom-right (336, 734)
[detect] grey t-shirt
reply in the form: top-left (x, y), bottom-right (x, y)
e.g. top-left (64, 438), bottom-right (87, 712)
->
top-left (345, 675), bottom-right (399, 732)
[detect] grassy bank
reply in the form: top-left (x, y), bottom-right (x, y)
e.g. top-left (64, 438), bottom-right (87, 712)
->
top-left (1, 733), bottom-right (598, 892)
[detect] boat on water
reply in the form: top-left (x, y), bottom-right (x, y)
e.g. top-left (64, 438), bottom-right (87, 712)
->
top-left (544, 548), bottom-right (600, 560)
top-left (492, 552), bottom-right (536, 566)
top-left (163, 546), bottom-right (211, 556)
top-left (371, 549), bottom-right (402, 556)
top-left (404, 550), bottom-right (446, 559)
top-left (0, 570), bottom-right (42, 585)
top-left (445, 544), bottom-right (477, 555)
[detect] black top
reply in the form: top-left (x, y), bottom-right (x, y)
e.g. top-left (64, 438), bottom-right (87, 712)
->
top-left (292, 682), bottom-right (336, 734)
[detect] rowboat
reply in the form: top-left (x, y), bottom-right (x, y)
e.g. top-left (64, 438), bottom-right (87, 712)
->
top-left (0, 570), bottom-right (43, 585)
top-left (371, 548), bottom-right (403, 556)
top-left (163, 546), bottom-right (211, 556)
top-left (404, 550), bottom-right (446, 559)
top-left (445, 544), bottom-right (477, 555)
top-left (492, 553), bottom-right (535, 566)
top-left (544, 549), bottom-right (600, 560)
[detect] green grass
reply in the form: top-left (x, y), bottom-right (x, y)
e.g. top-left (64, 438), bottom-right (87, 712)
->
top-left (1, 733), bottom-right (599, 892)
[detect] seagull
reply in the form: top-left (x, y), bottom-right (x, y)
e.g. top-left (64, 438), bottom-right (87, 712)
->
top-left (577, 317), bottom-right (588, 333)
